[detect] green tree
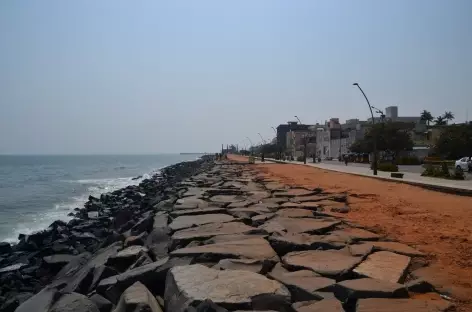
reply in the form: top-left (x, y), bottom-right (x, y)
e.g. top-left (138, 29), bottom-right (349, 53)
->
top-left (435, 116), bottom-right (447, 126)
top-left (420, 110), bottom-right (434, 126)
top-left (443, 111), bottom-right (455, 124)
top-left (433, 124), bottom-right (472, 159)
top-left (349, 121), bottom-right (414, 158)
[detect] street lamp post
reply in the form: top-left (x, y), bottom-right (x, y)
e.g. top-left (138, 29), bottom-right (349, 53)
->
top-left (245, 137), bottom-right (254, 155)
top-left (353, 83), bottom-right (377, 175)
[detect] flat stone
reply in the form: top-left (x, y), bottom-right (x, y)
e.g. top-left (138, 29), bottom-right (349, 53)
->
top-left (273, 189), bottom-right (315, 197)
top-left (263, 182), bottom-right (286, 191)
top-left (170, 207), bottom-right (226, 217)
top-left (213, 258), bottom-right (270, 274)
top-left (369, 241), bottom-right (425, 257)
top-left (276, 209), bottom-right (314, 218)
top-left (292, 299), bottom-right (344, 312)
top-left (0, 262), bottom-right (27, 273)
top-left (334, 278), bottom-right (408, 301)
top-left (42, 254), bottom-right (78, 272)
top-left (89, 294), bottom-right (113, 312)
top-left (354, 251), bottom-right (411, 283)
top-left (268, 233), bottom-right (344, 256)
top-left (175, 197), bottom-right (209, 209)
top-left (279, 202), bottom-right (305, 208)
top-left (210, 194), bottom-right (246, 204)
top-left (349, 244), bottom-right (374, 257)
top-left (268, 269), bottom-right (336, 301)
top-left (356, 298), bottom-right (454, 312)
top-left (14, 287), bottom-right (58, 312)
top-left (260, 197), bottom-right (289, 205)
top-left (204, 234), bottom-right (268, 244)
top-left (290, 194), bottom-right (335, 203)
top-left (251, 213), bottom-right (276, 226)
top-left (171, 237), bottom-right (279, 262)
top-left (169, 214), bottom-right (235, 231)
top-left (327, 228), bottom-right (381, 242)
top-left (171, 222), bottom-right (255, 244)
top-left (114, 281), bottom-right (162, 312)
top-left (405, 278), bottom-right (436, 293)
top-left (97, 257), bottom-right (192, 304)
top-left (228, 206), bottom-right (272, 218)
top-left (227, 201), bottom-right (254, 208)
top-left (259, 217), bottom-right (340, 235)
top-left (182, 188), bottom-right (208, 198)
top-left (50, 293), bottom-right (99, 312)
top-left (164, 264), bottom-right (291, 312)
top-left (106, 246), bottom-right (148, 271)
top-left (282, 250), bottom-right (362, 277)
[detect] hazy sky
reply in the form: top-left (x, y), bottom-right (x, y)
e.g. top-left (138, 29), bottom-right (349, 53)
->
top-left (1, 1), bottom-right (471, 154)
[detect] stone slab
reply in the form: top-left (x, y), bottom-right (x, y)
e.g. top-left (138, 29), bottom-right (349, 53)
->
top-left (169, 214), bottom-right (235, 231)
top-left (228, 206), bottom-right (272, 218)
top-left (171, 222), bottom-right (256, 243)
top-left (276, 209), bottom-right (314, 218)
top-left (213, 258), bottom-right (269, 274)
top-left (259, 217), bottom-right (340, 235)
top-left (171, 237), bottom-right (279, 262)
top-left (369, 241), bottom-right (425, 257)
top-left (268, 269), bottom-right (336, 301)
top-left (327, 228), bottom-right (381, 242)
top-left (170, 207), bottom-right (227, 217)
top-left (334, 278), bottom-right (408, 301)
top-left (268, 233), bottom-right (344, 256)
top-left (291, 299), bottom-right (344, 312)
top-left (114, 281), bottom-right (162, 312)
top-left (164, 264), bottom-right (291, 312)
top-left (174, 197), bottom-right (209, 209)
top-left (204, 234), bottom-right (268, 244)
top-left (353, 251), bottom-right (411, 283)
top-left (356, 298), bottom-right (453, 312)
top-left (282, 250), bottom-right (362, 277)
top-left (273, 189), bottom-right (316, 198)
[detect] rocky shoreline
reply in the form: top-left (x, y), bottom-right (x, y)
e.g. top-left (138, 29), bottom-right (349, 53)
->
top-left (1, 159), bottom-right (455, 312)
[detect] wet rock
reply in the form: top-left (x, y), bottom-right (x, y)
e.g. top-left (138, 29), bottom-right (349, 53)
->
top-left (0, 262), bottom-right (27, 274)
top-left (169, 214), bottom-right (235, 231)
top-left (14, 287), bottom-right (59, 312)
top-left (164, 264), bottom-right (291, 312)
top-left (282, 250), bottom-right (362, 278)
top-left (356, 298), bottom-right (454, 312)
top-left (291, 299), bottom-right (344, 312)
top-left (97, 257), bottom-right (192, 304)
top-left (334, 278), bottom-right (408, 302)
top-left (212, 258), bottom-right (271, 274)
top-left (353, 251), bottom-right (411, 283)
top-left (0, 292), bottom-right (32, 312)
top-left (50, 292), bottom-right (99, 312)
top-left (130, 213), bottom-right (154, 235)
top-left (171, 222), bottom-right (255, 247)
top-left (145, 227), bottom-right (170, 260)
top-left (106, 246), bottom-right (148, 272)
top-left (0, 242), bottom-right (11, 254)
top-left (42, 254), bottom-right (78, 273)
top-left (171, 237), bottom-right (279, 262)
top-left (124, 233), bottom-right (146, 247)
top-left (114, 281), bottom-right (162, 312)
top-left (268, 269), bottom-right (336, 301)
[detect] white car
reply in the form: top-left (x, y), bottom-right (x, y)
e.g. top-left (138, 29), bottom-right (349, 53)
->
top-left (455, 157), bottom-right (471, 171)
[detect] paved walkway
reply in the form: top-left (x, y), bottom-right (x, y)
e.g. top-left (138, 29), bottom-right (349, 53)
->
top-left (263, 158), bottom-right (472, 193)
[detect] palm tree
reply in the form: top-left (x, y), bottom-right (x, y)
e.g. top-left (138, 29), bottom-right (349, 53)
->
top-left (420, 110), bottom-right (434, 126)
top-left (435, 116), bottom-right (447, 126)
top-left (443, 111), bottom-right (454, 124)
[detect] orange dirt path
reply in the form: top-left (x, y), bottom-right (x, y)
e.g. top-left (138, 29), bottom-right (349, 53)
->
top-left (228, 155), bottom-right (472, 310)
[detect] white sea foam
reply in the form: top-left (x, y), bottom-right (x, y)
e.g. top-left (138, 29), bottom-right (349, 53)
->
top-left (3, 174), bottom-right (153, 243)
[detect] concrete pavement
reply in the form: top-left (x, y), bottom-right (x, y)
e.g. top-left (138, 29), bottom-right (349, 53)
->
top-left (260, 158), bottom-right (472, 195)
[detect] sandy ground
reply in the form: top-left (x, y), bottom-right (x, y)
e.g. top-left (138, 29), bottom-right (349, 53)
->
top-left (229, 155), bottom-right (472, 311)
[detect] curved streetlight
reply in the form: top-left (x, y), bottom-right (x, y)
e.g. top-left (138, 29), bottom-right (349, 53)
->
top-left (353, 82), bottom-right (377, 175)
top-left (294, 115), bottom-right (301, 124)
top-left (257, 133), bottom-right (266, 144)
top-left (271, 126), bottom-right (277, 134)
top-left (245, 136), bottom-right (254, 155)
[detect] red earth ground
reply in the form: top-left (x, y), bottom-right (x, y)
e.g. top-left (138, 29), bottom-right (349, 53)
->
top-left (229, 154), bottom-right (472, 311)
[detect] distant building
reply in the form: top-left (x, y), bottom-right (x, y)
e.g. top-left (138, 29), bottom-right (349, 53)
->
top-left (276, 121), bottom-right (310, 152)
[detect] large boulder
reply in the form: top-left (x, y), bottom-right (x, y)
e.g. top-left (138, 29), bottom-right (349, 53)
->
top-left (114, 282), bottom-right (162, 312)
top-left (333, 278), bottom-right (408, 302)
top-left (0, 242), bottom-right (12, 254)
top-left (49, 292), bottom-right (99, 312)
top-left (353, 251), bottom-right (411, 283)
top-left (164, 264), bottom-right (291, 312)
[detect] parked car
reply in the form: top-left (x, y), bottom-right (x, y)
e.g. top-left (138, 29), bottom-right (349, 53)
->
top-left (455, 157), bottom-right (471, 172)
